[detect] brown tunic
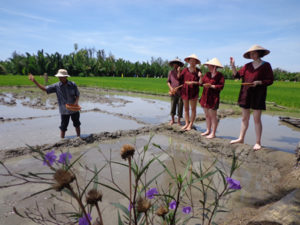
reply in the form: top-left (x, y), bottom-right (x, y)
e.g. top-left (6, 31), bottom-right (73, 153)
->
top-left (234, 61), bottom-right (273, 110)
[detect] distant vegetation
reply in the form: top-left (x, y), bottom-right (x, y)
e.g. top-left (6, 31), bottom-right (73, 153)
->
top-left (0, 44), bottom-right (299, 81)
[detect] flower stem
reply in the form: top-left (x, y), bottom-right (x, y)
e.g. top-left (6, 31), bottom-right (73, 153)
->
top-left (67, 185), bottom-right (91, 225)
top-left (95, 203), bottom-right (104, 225)
top-left (128, 157), bottom-right (132, 225)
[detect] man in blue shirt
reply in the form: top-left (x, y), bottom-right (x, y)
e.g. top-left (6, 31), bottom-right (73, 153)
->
top-left (29, 69), bottom-right (81, 138)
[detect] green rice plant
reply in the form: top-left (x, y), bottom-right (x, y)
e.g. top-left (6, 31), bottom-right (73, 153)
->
top-left (1, 75), bottom-right (299, 109)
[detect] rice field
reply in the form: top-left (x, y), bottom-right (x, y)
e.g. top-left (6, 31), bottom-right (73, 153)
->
top-left (0, 75), bottom-right (299, 110)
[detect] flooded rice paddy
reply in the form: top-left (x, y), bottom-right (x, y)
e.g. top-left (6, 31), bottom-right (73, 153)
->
top-left (0, 88), bottom-right (299, 152)
top-left (0, 87), bottom-right (299, 225)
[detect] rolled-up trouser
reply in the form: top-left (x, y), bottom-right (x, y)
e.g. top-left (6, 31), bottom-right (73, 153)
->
top-left (170, 95), bottom-right (183, 118)
top-left (59, 111), bottom-right (81, 131)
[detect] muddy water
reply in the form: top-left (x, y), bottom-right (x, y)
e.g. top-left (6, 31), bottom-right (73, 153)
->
top-left (195, 114), bottom-right (300, 153)
top-left (0, 133), bottom-right (284, 225)
top-left (1, 89), bottom-right (299, 152)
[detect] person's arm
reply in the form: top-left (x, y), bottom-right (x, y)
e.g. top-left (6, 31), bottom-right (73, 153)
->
top-left (74, 96), bottom-right (79, 105)
top-left (28, 74), bottom-right (47, 92)
top-left (198, 70), bottom-right (203, 86)
top-left (177, 67), bottom-right (182, 78)
top-left (230, 57), bottom-right (238, 77)
top-left (212, 75), bottom-right (225, 90)
top-left (253, 62), bottom-right (274, 87)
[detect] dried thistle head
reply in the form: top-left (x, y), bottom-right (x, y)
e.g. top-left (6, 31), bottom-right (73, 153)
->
top-left (86, 189), bottom-right (103, 205)
top-left (53, 169), bottom-right (75, 191)
top-left (120, 144), bottom-right (135, 160)
top-left (137, 197), bottom-right (151, 213)
top-left (156, 206), bottom-right (169, 217)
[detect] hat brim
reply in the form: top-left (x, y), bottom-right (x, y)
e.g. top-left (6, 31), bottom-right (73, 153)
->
top-left (243, 49), bottom-right (270, 59)
top-left (204, 63), bottom-right (223, 68)
top-left (169, 61), bottom-right (184, 67)
top-left (184, 57), bottom-right (201, 65)
top-left (55, 74), bottom-right (70, 77)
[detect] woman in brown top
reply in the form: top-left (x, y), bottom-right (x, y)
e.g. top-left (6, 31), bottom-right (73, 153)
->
top-left (178, 54), bottom-right (201, 131)
top-left (230, 45), bottom-right (274, 150)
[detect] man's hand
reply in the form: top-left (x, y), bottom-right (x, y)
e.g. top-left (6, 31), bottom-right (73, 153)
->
top-left (28, 74), bottom-right (35, 82)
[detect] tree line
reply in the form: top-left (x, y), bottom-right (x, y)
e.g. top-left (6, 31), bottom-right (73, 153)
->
top-left (0, 45), bottom-right (299, 81)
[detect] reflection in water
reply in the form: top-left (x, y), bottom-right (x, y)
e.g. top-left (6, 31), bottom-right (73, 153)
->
top-left (195, 114), bottom-right (300, 153)
top-left (0, 92), bottom-right (299, 152)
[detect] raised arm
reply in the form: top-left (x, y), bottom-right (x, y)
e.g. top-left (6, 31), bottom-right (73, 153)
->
top-left (28, 74), bottom-right (46, 92)
top-left (230, 57), bottom-right (238, 76)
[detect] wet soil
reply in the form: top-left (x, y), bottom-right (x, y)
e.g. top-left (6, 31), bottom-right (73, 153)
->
top-left (0, 86), bottom-right (300, 225)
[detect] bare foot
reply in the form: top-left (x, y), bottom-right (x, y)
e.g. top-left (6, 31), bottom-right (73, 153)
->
top-left (230, 139), bottom-right (244, 144)
top-left (201, 130), bottom-right (210, 136)
top-left (185, 126), bottom-right (192, 131)
top-left (181, 124), bottom-right (188, 130)
top-left (169, 120), bottom-right (174, 125)
top-left (253, 143), bottom-right (261, 151)
top-left (206, 134), bottom-right (215, 139)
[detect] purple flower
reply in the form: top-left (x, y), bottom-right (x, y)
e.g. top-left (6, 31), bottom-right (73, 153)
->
top-left (78, 213), bottom-right (92, 225)
top-left (58, 152), bottom-right (72, 164)
top-left (128, 203), bottom-right (133, 211)
top-left (169, 200), bottom-right (177, 210)
top-left (43, 150), bottom-right (56, 166)
top-left (146, 188), bottom-right (158, 199)
top-left (226, 177), bottom-right (241, 190)
top-left (182, 206), bottom-right (192, 214)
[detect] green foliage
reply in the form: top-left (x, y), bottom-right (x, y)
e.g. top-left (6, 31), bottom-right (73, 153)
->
top-left (0, 47), bottom-right (170, 78)
top-left (1, 75), bottom-right (299, 109)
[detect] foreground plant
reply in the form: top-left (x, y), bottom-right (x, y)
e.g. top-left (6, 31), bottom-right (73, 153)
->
top-left (0, 136), bottom-right (242, 225)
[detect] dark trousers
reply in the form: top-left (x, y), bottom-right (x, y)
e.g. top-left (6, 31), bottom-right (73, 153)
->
top-left (170, 95), bottom-right (183, 118)
top-left (60, 112), bottom-right (81, 131)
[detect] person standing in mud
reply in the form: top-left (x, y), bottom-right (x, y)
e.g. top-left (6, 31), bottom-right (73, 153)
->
top-left (198, 58), bottom-right (224, 139)
top-left (178, 54), bottom-right (201, 131)
top-left (167, 58), bottom-right (184, 125)
top-left (28, 69), bottom-right (81, 139)
top-left (230, 45), bottom-right (273, 150)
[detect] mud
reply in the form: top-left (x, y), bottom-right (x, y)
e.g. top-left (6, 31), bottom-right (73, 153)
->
top-left (0, 86), bottom-right (300, 225)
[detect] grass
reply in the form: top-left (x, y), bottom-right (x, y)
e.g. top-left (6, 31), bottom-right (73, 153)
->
top-left (1, 75), bottom-right (300, 111)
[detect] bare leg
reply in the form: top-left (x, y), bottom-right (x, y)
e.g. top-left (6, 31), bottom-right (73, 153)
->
top-left (207, 109), bottom-right (218, 139)
top-left (76, 127), bottom-right (81, 137)
top-left (253, 110), bottom-right (262, 150)
top-left (169, 115), bottom-right (175, 125)
top-left (182, 99), bottom-right (190, 130)
top-left (230, 108), bottom-right (250, 144)
top-left (201, 108), bottom-right (211, 135)
top-left (177, 117), bottom-right (181, 125)
top-left (186, 99), bottom-right (197, 131)
top-left (61, 130), bottom-right (66, 139)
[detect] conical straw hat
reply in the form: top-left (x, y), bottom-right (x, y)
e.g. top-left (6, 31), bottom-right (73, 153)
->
top-left (184, 54), bottom-right (201, 65)
top-left (243, 44), bottom-right (270, 59)
top-left (204, 57), bottom-right (223, 68)
top-left (169, 58), bottom-right (184, 67)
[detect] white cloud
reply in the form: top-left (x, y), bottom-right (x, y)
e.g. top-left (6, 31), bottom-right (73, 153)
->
top-left (0, 7), bottom-right (57, 23)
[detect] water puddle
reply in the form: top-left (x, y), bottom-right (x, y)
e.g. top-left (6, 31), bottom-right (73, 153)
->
top-left (0, 90), bottom-right (299, 152)
top-left (195, 114), bottom-right (300, 153)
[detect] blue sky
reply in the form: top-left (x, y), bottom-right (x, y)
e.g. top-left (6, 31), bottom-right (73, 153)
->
top-left (1, 0), bottom-right (300, 72)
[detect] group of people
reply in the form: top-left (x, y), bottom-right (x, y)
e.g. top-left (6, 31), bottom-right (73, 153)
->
top-left (167, 44), bottom-right (274, 150)
top-left (28, 44), bottom-right (273, 151)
